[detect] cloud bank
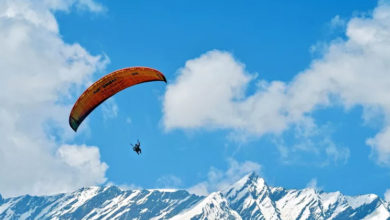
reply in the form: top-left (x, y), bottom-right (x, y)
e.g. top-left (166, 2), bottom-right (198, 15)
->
top-left (0, 0), bottom-right (108, 197)
top-left (163, 1), bottom-right (390, 165)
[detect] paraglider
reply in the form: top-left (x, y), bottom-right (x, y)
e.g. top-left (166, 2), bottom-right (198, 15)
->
top-left (69, 67), bottom-right (167, 132)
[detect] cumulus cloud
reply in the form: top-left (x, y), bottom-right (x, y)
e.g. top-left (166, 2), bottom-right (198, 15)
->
top-left (57, 145), bottom-right (107, 181)
top-left (0, 0), bottom-right (108, 197)
top-left (188, 158), bottom-right (261, 195)
top-left (164, 50), bottom-right (254, 131)
top-left (163, 1), bottom-right (390, 166)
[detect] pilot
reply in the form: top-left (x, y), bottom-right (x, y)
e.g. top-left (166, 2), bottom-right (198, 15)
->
top-left (131, 140), bottom-right (141, 155)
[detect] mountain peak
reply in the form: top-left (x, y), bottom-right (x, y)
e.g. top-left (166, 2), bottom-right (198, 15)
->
top-left (222, 173), bottom-right (281, 220)
top-left (246, 172), bottom-right (265, 186)
top-left (223, 172), bottom-right (266, 194)
top-left (221, 173), bottom-right (265, 201)
top-left (241, 171), bottom-right (259, 181)
top-left (247, 171), bottom-right (258, 179)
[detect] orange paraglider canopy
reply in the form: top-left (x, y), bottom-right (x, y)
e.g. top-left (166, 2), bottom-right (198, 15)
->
top-left (69, 67), bottom-right (167, 131)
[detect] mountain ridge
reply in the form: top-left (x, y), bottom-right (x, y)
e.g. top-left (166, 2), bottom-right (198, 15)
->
top-left (0, 173), bottom-right (389, 219)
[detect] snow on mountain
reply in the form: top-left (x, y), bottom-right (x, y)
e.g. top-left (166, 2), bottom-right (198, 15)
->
top-left (223, 172), bottom-right (281, 220)
top-left (0, 186), bottom-right (202, 220)
top-left (170, 192), bottom-right (241, 220)
top-left (0, 173), bottom-right (389, 219)
top-left (222, 172), bottom-right (390, 220)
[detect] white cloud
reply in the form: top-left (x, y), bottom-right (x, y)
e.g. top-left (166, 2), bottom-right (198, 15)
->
top-left (0, 0), bottom-right (105, 33)
top-left (0, 0), bottom-right (108, 197)
top-left (163, 50), bottom-right (254, 131)
top-left (163, 1), bottom-right (390, 166)
top-left (384, 189), bottom-right (390, 201)
top-left (306, 178), bottom-right (322, 191)
top-left (187, 158), bottom-right (261, 196)
top-left (156, 175), bottom-right (183, 188)
top-left (325, 140), bottom-right (350, 164)
top-left (101, 98), bottom-right (119, 120)
top-left (330, 15), bottom-right (347, 30)
top-left (57, 145), bottom-right (107, 181)
top-left (274, 126), bottom-right (350, 166)
top-left (306, 178), bottom-right (318, 189)
top-left (76, 0), bottom-right (105, 12)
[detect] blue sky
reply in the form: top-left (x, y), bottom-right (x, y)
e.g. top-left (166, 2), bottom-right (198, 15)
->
top-left (1, 0), bottom-right (390, 199)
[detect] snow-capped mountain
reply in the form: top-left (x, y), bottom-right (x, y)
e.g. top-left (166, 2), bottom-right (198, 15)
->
top-left (0, 173), bottom-right (389, 219)
top-left (0, 186), bottom-right (202, 219)
top-left (223, 172), bottom-right (390, 220)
